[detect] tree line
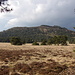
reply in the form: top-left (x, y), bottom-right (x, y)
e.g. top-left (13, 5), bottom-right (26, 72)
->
top-left (10, 35), bottom-right (68, 46)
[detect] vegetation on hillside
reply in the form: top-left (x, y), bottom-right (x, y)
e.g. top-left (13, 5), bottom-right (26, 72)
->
top-left (0, 25), bottom-right (75, 43)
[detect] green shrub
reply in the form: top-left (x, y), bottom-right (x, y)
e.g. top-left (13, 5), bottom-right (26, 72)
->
top-left (41, 40), bottom-right (46, 45)
top-left (10, 37), bottom-right (22, 45)
top-left (32, 42), bottom-right (39, 45)
top-left (47, 38), bottom-right (54, 45)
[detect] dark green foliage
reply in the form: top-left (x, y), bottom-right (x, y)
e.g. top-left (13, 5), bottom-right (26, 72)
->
top-left (0, 37), bottom-right (10, 42)
top-left (41, 40), bottom-right (47, 45)
top-left (0, 25), bottom-right (74, 42)
top-left (32, 42), bottom-right (39, 45)
top-left (69, 38), bottom-right (75, 44)
top-left (59, 36), bottom-right (68, 45)
top-left (10, 37), bottom-right (22, 45)
top-left (22, 40), bottom-right (26, 44)
top-left (47, 38), bottom-right (54, 45)
top-left (47, 35), bottom-right (68, 45)
top-left (26, 38), bottom-right (34, 43)
top-left (69, 27), bottom-right (75, 44)
top-left (53, 36), bottom-right (60, 45)
top-left (57, 35), bottom-right (68, 45)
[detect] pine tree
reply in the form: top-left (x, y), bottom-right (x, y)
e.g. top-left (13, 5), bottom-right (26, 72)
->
top-left (0, 0), bottom-right (12, 12)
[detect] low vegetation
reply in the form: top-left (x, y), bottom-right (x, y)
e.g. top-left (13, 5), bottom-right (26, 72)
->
top-left (9, 35), bottom-right (68, 46)
top-left (10, 37), bottom-right (22, 45)
top-left (32, 35), bottom-right (68, 46)
top-left (0, 25), bottom-right (75, 43)
top-left (32, 41), bottom-right (39, 45)
top-left (47, 35), bottom-right (68, 46)
top-left (41, 40), bottom-right (47, 45)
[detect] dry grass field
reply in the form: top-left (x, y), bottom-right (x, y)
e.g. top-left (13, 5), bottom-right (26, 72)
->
top-left (0, 43), bottom-right (75, 75)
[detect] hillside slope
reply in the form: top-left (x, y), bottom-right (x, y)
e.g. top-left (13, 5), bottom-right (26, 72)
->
top-left (0, 25), bottom-right (75, 42)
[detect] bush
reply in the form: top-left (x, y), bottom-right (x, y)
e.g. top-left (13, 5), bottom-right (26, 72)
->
top-left (32, 42), bottom-right (39, 45)
top-left (41, 40), bottom-right (46, 45)
top-left (10, 37), bottom-right (22, 45)
top-left (69, 38), bottom-right (75, 44)
top-left (47, 38), bottom-right (54, 45)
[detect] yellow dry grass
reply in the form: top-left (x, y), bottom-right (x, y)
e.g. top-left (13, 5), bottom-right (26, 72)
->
top-left (0, 43), bottom-right (75, 66)
top-left (0, 43), bottom-right (74, 51)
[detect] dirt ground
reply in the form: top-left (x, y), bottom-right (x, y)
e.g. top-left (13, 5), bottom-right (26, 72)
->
top-left (0, 43), bottom-right (75, 75)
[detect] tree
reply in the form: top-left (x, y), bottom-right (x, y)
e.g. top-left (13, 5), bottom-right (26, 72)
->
top-left (47, 35), bottom-right (68, 46)
top-left (69, 38), bottom-right (75, 44)
top-left (47, 38), bottom-right (54, 45)
top-left (26, 38), bottom-right (34, 43)
top-left (0, 0), bottom-right (12, 12)
top-left (59, 35), bottom-right (67, 45)
top-left (53, 36), bottom-right (60, 45)
top-left (10, 37), bottom-right (22, 45)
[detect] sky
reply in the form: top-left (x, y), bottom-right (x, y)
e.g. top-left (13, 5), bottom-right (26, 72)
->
top-left (0, 0), bottom-right (75, 31)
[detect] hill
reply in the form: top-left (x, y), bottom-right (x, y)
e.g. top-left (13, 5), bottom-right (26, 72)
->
top-left (0, 25), bottom-right (75, 42)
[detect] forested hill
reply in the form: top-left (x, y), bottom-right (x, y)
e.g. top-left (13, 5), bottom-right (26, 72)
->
top-left (0, 25), bottom-right (75, 42)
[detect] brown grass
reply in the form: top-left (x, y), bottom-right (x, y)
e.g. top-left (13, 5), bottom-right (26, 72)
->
top-left (0, 43), bottom-right (75, 75)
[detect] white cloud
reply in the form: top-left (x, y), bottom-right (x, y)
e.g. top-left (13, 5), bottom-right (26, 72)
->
top-left (7, 18), bottom-right (18, 25)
